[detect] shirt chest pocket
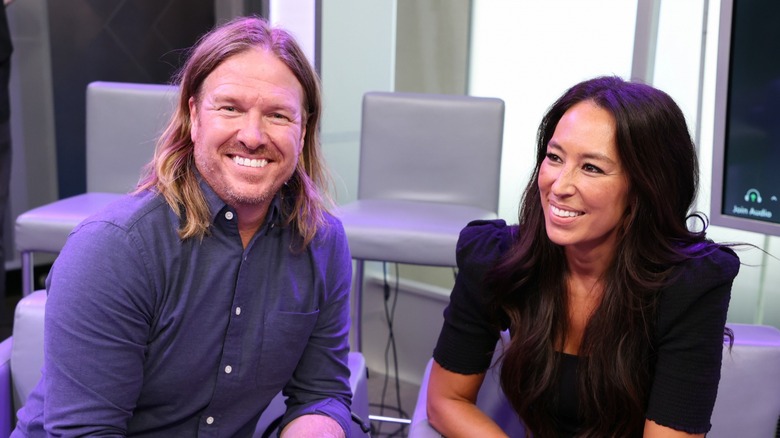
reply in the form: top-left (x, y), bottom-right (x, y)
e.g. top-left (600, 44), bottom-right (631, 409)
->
top-left (255, 309), bottom-right (319, 390)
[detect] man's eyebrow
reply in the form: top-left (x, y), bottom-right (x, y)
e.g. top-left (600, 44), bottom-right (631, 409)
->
top-left (209, 91), bottom-right (240, 102)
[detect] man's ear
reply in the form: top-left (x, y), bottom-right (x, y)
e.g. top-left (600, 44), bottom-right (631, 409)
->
top-left (189, 96), bottom-right (199, 142)
top-left (299, 119), bottom-right (306, 154)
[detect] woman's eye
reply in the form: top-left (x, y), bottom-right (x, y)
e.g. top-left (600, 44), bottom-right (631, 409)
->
top-left (546, 153), bottom-right (561, 162)
top-left (583, 164), bottom-right (604, 174)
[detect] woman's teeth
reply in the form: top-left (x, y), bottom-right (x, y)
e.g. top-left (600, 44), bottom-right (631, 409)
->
top-left (551, 205), bottom-right (581, 218)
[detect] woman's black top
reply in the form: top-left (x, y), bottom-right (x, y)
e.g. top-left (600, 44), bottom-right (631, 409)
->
top-left (433, 219), bottom-right (739, 435)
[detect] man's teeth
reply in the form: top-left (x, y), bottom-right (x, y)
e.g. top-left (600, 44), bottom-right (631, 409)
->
top-left (233, 156), bottom-right (268, 168)
top-left (551, 205), bottom-right (582, 218)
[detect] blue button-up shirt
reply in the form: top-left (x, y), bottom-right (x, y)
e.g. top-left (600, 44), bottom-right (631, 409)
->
top-left (14, 180), bottom-right (353, 437)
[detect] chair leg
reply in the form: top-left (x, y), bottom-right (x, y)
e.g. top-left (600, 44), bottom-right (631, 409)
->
top-left (21, 251), bottom-right (35, 296)
top-left (353, 260), bottom-right (365, 352)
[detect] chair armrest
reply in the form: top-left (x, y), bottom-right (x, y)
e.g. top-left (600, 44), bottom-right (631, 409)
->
top-left (408, 359), bottom-right (439, 438)
top-left (254, 352), bottom-right (371, 437)
top-left (9, 290), bottom-right (47, 411)
top-left (0, 337), bottom-right (15, 437)
top-left (348, 352), bottom-right (370, 436)
top-left (409, 338), bottom-right (525, 438)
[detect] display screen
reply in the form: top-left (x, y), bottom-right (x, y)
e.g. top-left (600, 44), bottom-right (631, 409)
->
top-left (718, 0), bottom-right (780, 228)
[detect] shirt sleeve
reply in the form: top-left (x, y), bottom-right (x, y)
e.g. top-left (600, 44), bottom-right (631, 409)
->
top-left (646, 246), bottom-right (740, 434)
top-left (41, 220), bottom-right (156, 436)
top-left (278, 217), bottom-right (354, 436)
top-left (433, 219), bottom-right (514, 374)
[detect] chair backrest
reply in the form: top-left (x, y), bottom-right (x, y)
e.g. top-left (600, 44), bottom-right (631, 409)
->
top-left (709, 323), bottom-right (780, 437)
top-left (86, 81), bottom-right (179, 193)
top-left (358, 92), bottom-right (504, 212)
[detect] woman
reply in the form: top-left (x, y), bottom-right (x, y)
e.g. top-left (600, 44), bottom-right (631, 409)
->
top-left (427, 76), bottom-right (739, 437)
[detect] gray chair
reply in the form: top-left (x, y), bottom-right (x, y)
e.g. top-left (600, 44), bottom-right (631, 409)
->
top-left (0, 291), bottom-right (371, 437)
top-left (709, 323), bottom-right (780, 437)
top-left (338, 91), bottom-right (505, 352)
top-left (408, 324), bottom-right (780, 437)
top-left (409, 331), bottom-right (525, 437)
top-left (14, 81), bottom-right (178, 295)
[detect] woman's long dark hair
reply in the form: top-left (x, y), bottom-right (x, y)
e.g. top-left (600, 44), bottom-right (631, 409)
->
top-left (489, 76), bottom-right (716, 437)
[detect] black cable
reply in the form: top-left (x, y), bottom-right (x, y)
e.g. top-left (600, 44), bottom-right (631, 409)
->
top-left (374, 262), bottom-right (389, 435)
top-left (387, 263), bottom-right (406, 437)
top-left (371, 262), bottom-right (409, 437)
top-left (774, 414), bottom-right (779, 438)
top-left (351, 412), bottom-right (372, 435)
top-left (376, 262), bottom-right (395, 435)
top-left (259, 415), bottom-right (283, 438)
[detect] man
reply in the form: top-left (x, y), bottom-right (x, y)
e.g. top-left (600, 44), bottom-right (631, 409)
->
top-left (13, 17), bottom-right (353, 437)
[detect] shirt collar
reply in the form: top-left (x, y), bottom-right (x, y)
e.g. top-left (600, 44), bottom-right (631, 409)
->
top-left (195, 169), bottom-right (284, 230)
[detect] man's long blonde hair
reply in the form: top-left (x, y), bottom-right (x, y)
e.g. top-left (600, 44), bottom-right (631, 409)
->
top-left (136, 16), bottom-right (331, 248)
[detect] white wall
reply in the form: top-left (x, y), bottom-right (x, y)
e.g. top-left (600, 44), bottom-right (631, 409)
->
top-left (654, 0), bottom-right (778, 327)
top-left (469, 0), bottom-right (778, 328)
top-left (268, 0), bottom-right (317, 66)
top-left (469, 0), bottom-right (638, 222)
top-left (319, 0), bottom-right (397, 205)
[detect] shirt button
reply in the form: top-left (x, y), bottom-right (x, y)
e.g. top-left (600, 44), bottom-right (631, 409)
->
top-left (235, 307), bottom-right (242, 316)
top-left (225, 365), bottom-right (233, 374)
top-left (206, 416), bottom-right (214, 425)
top-left (225, 211), bottom-right (234, 220)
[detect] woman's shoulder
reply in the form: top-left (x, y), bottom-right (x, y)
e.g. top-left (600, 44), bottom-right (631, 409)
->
top-left (659, 243), bottom-right (740, 307)
top-left (674, 243), bottom-right (740, 285)
top-left (456, 219), bottom-right (517, 270)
